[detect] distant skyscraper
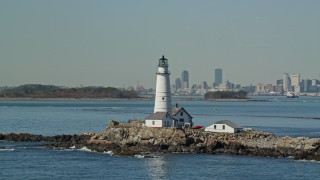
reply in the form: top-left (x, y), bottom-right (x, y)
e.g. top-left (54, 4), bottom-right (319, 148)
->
top-left (311, 79), bottom-right (319, 86)
top-left (201, 81), bottom-right (208, 90)
top-left (291, 73), bottom-right (300, 86)
top-left (291, 73), bottom-right (300, 93)
top-left (276, 79), bottom-right (283, 86)
top-left (175, 78), bottom-right (182, 90)
top-left (283, 73), bottom-right (291, 92)
top-left (302, 79), bottom-right (311, 92)
top-left (181, 70), bottom-right (189, 89)
top-left (214, 68), bottom-right (222, 86)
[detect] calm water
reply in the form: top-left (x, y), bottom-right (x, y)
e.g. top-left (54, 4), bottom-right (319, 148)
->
top-left (1, 96), bottom-right (320, 179)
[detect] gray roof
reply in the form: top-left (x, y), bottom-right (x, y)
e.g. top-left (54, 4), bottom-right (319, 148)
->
top-left (172, 106), bottom-right (183, 115)
top-left (145, 112), bottom-right (169, 120)
top-left (215, 120), bottom-right (241, 129)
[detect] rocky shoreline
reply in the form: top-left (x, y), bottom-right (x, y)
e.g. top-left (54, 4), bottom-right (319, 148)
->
top-left (1, 124), bottom-right (320, 161)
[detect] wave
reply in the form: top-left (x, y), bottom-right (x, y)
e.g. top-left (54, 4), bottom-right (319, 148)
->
top-left (0, 148), bottom-right (15, 152)
top-left (103, 150), bottom-right (113, 156)
top-left (71, 146), bottom-right (114, 156)
top-left (297, 159), bottom-right (320, 164)
top-left (78, 146), bottom-right (96, 152)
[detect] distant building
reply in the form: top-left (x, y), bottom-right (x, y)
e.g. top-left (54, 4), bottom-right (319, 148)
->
top-left (175, 78), bottom-right (182, 90)
top-left (283, 73), bottom-right (291, 92)
top-left (191, 84), bottom-right (198, 90)
top-left (214, 68), bottom-right (222, 86)
top-left (181, 70), bottom-right (189, 89)
top-left (218, 81), bottom-right (232, 91)
top-left (291, 74), bottom-right (300, 86)
top-left (205, 120), bottom-right (243, 133)
top-left (256, 83), bottom-right (266, 94)
top-left (274, 86), bottom-right (284, 94)
top-left (276, 79), bottom-right (283, 86)
top-left (309, 86), bottom-right (319, 92)
top-left (243, 85), bottom-right (256, 94)
top-left (265, 84), bottom-right (274, 93)
top-left (291, 73), bottom-right (300, 93)
top-left (201, 81), bottom-right (208, 90)
top-left (302, 79), bottom-right (312, 92)
top-left (293, 86), bottom-right (301, 94)
top-left (312, 79), bottom-right (319, 86)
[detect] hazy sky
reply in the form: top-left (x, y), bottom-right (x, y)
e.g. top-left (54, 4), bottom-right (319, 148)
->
top-left (1, 0), bottom-right (319, 88)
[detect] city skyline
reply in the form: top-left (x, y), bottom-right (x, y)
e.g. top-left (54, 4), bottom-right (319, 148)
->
top-left (1, 1), bottom-right (320, 88)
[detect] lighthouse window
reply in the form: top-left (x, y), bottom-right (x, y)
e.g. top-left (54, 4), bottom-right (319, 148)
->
top-left (162, 97), bottom-right (165, 100)
top-left (152, 121), bottom-right (155, 125)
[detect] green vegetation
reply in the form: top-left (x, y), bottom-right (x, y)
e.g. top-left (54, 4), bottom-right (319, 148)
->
top-left (204, 90), bottom-right (248, 99)
top-left (0, 84), bottom-right (139, 98)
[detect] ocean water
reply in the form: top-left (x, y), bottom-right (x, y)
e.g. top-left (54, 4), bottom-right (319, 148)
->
top-left (1, 96), bottom-right (320, 179)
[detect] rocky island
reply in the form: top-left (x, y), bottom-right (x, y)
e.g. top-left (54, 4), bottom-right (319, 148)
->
top-left (1, 121), bottom-right (320, 161)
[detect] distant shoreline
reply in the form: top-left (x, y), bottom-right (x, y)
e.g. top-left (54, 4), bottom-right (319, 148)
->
top-left (0, 97), bottom-right (151, 101)
top-left (0, 97), bottom-right (262, 102)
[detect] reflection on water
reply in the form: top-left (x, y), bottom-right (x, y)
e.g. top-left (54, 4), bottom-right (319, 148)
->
top-left (146, 156), bottom-right (168, 180)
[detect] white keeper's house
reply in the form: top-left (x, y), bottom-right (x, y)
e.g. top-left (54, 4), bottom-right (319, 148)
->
top-left (172, 103), bottom-right (193, 128)
top-left (205, 120), bottom-right (243, 133)
top-left (145, 56), bottom-right (193, 128)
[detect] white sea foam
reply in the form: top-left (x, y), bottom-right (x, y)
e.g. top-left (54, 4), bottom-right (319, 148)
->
top-left (0, 148), bottom-right (15, 152)
top-left (297, 159), bottom-right (320, 163)
top-left (103, 150), bottom-right (113, 156)
top-left (78, 146), bottom-right (95, 152)
top-left (134, 154), bottom-right (145, 158)
top-left (133, 154), bottom-right (157, 158)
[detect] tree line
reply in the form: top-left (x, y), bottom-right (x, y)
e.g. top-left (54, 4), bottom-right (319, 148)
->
top-left (204, 90), bottom-right (248, 99)
top-left (0, 84), bottom-right (139, 98)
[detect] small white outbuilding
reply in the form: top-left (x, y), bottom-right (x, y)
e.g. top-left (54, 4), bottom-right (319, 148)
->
top-left (205, 120), bottom-right (243, 133)
top-left (145, 112), bottom-right (174, 127)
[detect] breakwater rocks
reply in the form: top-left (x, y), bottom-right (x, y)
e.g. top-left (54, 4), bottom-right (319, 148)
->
top-left (1, 127), bottom-right (320, 161)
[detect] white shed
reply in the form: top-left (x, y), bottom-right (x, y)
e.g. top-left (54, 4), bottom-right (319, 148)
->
top-left (205, 120), bottom-right (243, 133)
top-left (145, 112), bottom-right (175, 127)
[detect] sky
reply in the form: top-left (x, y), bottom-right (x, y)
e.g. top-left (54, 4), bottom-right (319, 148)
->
top-left (1, 0), bottom-right (320, 88)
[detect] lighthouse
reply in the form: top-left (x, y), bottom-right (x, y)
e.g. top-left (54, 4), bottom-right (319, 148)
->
top-left (154, 55), bottom-right (172, 113)
top-left (145, 55), bottom-right (193, 128)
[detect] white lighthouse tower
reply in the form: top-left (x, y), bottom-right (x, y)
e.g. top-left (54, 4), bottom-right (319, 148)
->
top-left (145, 55), bottom-right (193, 128)
top-left (154, 55), bottom-right (172, 113)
